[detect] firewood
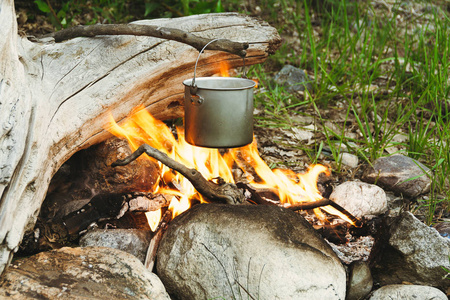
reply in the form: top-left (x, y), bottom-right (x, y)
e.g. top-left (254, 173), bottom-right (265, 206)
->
top-left (285, 199), bottom-right (362, 227)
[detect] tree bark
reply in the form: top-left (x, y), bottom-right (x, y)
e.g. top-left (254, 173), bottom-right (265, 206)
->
top-left (0, 0), bottom-right (281, 274)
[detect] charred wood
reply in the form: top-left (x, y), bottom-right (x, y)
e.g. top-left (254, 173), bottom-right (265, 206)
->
top-left (313, 224), bottom-right (349, 244)
top-left (18, 192), bottom-right (165, 256)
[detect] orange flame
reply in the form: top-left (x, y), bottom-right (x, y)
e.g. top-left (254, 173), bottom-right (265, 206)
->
top-left (227, 140), bottom-right (328, 204)
top-left (218, 60), bottom-right (258, 88)
top-left (106, 106), bottom-right (356, 229)
top-left (219, 61), bottom-right (230, 77)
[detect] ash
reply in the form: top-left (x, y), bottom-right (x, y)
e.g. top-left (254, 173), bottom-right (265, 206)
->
top-left (326, 235), bottom-right (374, 265)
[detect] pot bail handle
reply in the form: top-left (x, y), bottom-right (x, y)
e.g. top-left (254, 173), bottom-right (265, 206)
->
top-left (190, 38), bottom-right (249, 95)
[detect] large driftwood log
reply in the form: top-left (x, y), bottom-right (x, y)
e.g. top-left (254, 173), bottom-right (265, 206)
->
top-left (0, 0), bottom-right (281, 274)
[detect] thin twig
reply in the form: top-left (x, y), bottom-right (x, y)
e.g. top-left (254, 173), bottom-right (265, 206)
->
top-left (283, 198), bottom-right (333, 210)
top-left (45, 0), bottom-right (61, 26)
top-left (237, 182), bottom-right (361, 227)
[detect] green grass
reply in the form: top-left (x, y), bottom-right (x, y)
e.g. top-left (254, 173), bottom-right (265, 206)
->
top-left (248, 0), bottom-right (450, 224)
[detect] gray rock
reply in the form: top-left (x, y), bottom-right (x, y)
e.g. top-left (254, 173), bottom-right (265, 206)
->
top-left (347, 260), bottom-right (373, 300)
top-left (157, 204), bottom-right (346, 300)
top-left (362, 154), bottom-right (431, 197)
top-left (339, 152), bottom-right (359, 168)
top-left (370, 211), bottom-right (450, 290)
top-left (0, 246), bottom-right (170, 299)
top-left (274, 64), bottom-right (313, 93)
top-left (330, 181), bottom-right (387, 219)
top-left (80, 229), bottom-right (152, 263)
top-left (368, 284), bottom-right (447, 300)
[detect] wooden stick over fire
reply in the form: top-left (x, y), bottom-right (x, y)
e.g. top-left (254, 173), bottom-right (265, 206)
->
top-left (112, 144), bottom-right (245, 205)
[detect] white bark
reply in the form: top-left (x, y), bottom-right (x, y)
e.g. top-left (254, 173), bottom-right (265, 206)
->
top-left (0, 0), bottom-right (281, 274)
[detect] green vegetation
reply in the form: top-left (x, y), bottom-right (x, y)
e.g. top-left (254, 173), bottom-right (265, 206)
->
top-left (32, 0), bottom-right (224, 29)
top-left (248, 0), bottom-right (450, 224)
top-left (25, 0), bottom-right (450, 223)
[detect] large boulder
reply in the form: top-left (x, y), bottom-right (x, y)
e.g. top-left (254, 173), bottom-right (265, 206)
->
top-left (0, 246), bottom-right (170, 299)
top-left (156, 204), bottom-right (346, 299)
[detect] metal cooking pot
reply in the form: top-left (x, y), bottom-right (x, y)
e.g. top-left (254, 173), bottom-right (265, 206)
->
top-left (183, 77), bottom-right (255, 148)
top-left (183, 39), bottom-right (255, 148)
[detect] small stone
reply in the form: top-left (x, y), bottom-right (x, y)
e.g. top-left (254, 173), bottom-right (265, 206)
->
top-left (330, 181), bottom-right (387, 219)
top-left (274, 64), bottom-right (313, 93)
top-left (347, 260), bottom-right (373, 300)
top-left (368, 284), bottom-right (447, 300)
top-left (362, 154), bottom-right (431, 198)
top-left (79, 229), bottom-right (152, 263)
top-left (339, 152), bottom-right (359, 168)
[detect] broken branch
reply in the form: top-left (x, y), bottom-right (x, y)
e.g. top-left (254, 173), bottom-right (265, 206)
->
top-left (285, 199), bottom-right (362, 227)
top-left (44, 24), bottom-right (249, 57)
top-left (112, 144), bottom-right (245, 205)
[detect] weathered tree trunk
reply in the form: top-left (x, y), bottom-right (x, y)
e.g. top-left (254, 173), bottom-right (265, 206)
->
top-left (0, 0), bottom-right (281, 274)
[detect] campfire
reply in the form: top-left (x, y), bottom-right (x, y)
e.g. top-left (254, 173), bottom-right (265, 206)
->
top-left (13, 59), bottom-right (364, 294)
top-left (105, 61), bottom-right (359, 230)
top-left (15, 61), bottom-right (361, 270)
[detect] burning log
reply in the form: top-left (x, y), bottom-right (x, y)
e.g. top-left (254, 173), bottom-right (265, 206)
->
top-left (0, 0), bottom-right (281, 275)
top-left (112, 144), bottom-right (245, 205)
